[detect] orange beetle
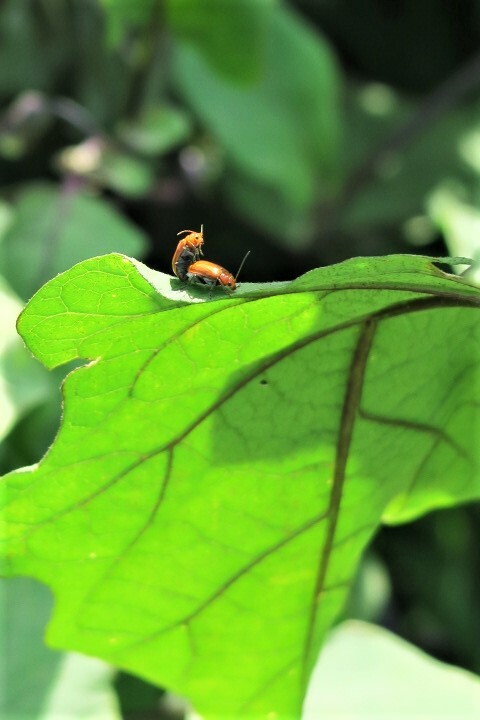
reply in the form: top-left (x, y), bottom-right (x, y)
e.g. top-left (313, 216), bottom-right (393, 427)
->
top-left (186, 260), bottom-right (236, 290)
top-left (186, 252), bottom-right (250, 293)
top-left (172, 225), bottom-right (204, 281)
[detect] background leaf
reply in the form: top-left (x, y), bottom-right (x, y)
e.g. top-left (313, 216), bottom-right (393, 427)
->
top-left (0, 277), bottom-right (52, 443)
top-left (338, 95), bottom-right (480, 236)
top-left (1, 578), bottom-right (61, 717)
top-left (376, 506), bottom-right (480, 674)
top-left (304, 620), bottom-right (480, 719)
top-left (99, 0), bottom-right (157, 47)
top-left (57, 140), bottom-right (156, 198)
top-left (0, 183), bottom-right (147, 300)
top-left (0, 577), bottom-right (120, 719)
top-left (172, 4), bottom-right (341, 244)
top-left (167, 0), bottom-right (276, 83)
top-left (117, 104), bottom-right (192, 157)
top-left (428, 183), bottom-right (480, 282)
top-left (2, 253), bottom-right (479, 718)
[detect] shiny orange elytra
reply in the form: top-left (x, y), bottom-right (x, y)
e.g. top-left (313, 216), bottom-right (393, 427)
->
top-left (186, 260), bottom-right (237, 290)
top-left (186, 251), bottom-right (250, 293)
top-left (172, 225), bottom-right (204, 281)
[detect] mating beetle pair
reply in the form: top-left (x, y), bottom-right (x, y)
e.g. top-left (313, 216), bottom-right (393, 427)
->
top-left (172, 225), bottom-right (248, 292)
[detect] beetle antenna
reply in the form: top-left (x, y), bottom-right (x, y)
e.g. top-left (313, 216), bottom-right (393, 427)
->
top-left (177, 225), bottom-right (204, 237)
top-left (235, 251), bottom-right (251, 282)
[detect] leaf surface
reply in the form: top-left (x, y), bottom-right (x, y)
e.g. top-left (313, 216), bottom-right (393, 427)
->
top-left (2, 253), bottom-right (480, 719)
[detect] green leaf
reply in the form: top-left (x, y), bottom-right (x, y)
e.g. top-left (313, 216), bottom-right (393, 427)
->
top-left (0, 183), bottom-right (147, 300)
top-left (1, 578), bottom-right (61, 717)
top-left (167, 0), bottom-right (275, 83)
top-left (99, 0), bottom-right (157, 46)
top-left (2, 253), bottom-right (480, 719)
top-left (117, 105), bottom-right (192, 156)
top-left (304, 621), bottom-right (480, 718)
top-left (1, 577), bottom-right (120, 719)
top-left (428, 184), bottom-right (480, 283)
top-left (100, 0), bottom-right (273, 83)
top-left (0, 0), bottom-right (66, 95)
top-left (0, 200), bottom-right (14, 240)
top-left (172, 5), bottom-right (341, 237)
top-left (0, 277), bottom-right (53, 443)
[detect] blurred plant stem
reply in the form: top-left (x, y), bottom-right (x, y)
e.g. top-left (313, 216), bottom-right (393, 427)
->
top-left (322, 49), bottom-right (480, 237)
top-left (126, 0), bottom-right (169, 120)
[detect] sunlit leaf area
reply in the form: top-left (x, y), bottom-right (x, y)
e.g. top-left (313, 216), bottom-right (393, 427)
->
top-left (1, 2), bottom-right (480, 719)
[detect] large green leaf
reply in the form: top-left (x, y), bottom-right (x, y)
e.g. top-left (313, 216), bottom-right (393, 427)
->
top-left (167, 0), bottom-right (275, 83)
top-left (2, 253), bottom-right (480, 719)
top-left (172, 4), bottom-right (340, 234)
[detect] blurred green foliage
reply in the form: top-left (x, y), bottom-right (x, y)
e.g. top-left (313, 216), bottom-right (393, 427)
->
top-left (1, 0), bottom-right (479, 718)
